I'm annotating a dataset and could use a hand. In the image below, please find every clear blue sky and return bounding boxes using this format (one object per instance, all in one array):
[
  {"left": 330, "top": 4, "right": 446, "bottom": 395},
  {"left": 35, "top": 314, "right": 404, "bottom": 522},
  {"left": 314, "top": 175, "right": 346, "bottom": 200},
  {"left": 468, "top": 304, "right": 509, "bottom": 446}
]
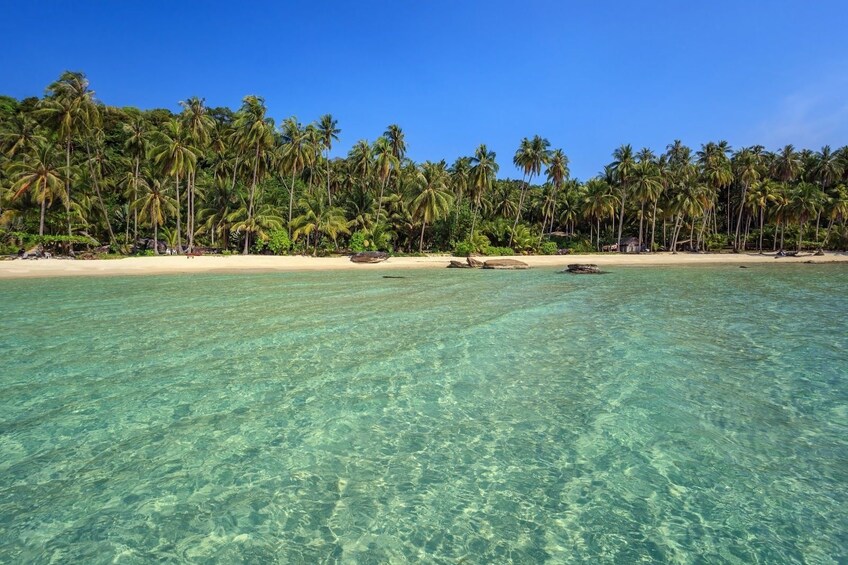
[{"left": 2, "top": 1, "right": 846, "bottom": 180}]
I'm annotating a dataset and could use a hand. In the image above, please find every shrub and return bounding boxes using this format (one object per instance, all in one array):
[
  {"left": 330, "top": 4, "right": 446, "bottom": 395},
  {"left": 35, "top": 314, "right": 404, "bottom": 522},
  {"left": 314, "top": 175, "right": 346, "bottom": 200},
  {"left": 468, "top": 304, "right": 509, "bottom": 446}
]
[
  {"left": 267, "top": 229, "right": 292, "bottom": 255},
  {"left": 485, "top": 246, "right": 514, "bottom": 256},
  {"left": 453, "top": 241, "right": 474, "bottom": 256},
  {"left": 538, "top": 241, "right": 557, "bottom": 255},
  {"left": 349, "top": 230, "right": 370, "bottom": 252}
]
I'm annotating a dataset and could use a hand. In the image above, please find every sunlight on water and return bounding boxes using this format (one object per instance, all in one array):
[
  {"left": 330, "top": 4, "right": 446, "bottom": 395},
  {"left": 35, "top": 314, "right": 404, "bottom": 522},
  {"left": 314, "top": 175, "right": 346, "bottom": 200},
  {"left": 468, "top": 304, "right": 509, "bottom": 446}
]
[{"left": 1, "top": 265, "right": 846, "bottom": 563}]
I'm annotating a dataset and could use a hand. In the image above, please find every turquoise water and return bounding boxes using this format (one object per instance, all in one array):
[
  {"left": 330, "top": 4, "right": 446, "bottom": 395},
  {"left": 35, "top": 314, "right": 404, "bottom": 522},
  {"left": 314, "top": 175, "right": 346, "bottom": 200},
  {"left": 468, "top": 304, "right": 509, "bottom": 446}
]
[{"left": 1, "top": 265, "right": 846, "bottom": 563}]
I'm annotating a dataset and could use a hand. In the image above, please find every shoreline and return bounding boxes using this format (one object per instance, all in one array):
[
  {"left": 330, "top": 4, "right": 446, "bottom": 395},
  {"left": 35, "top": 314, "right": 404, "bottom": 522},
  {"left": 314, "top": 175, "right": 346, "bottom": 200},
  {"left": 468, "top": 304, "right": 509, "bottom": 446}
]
[{"left": 1, "top": 251, "right": 846, "bottom": 279}]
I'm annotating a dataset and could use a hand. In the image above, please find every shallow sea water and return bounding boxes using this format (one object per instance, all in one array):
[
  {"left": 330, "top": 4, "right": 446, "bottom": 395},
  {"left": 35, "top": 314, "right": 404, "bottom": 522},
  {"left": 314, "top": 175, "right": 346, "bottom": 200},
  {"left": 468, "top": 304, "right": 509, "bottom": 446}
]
[{"left": 0, "top": 264, "right": 846, "bottom": 563}]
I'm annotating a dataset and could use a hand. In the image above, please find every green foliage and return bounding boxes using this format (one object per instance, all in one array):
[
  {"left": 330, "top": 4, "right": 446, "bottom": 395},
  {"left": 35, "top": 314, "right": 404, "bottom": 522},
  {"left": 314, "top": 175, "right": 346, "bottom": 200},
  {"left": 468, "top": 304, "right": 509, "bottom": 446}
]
[
  {"left": 705, "top": 233, "right": 729, "bottom": 251},
  {"left": 485, "top": 246, "right": 515, "bottom": 256},
  {"left": 349, "top": 230, "right": 370, "bottom": 252},
  {"left": 453, "top": 241, "right": 474, "bottom": 257},
  {"left": 538, "top": 241, "right": 557, "bottom": 255},
  {"left": 267, "top": 229, "right": 292, "bottom": 255}
]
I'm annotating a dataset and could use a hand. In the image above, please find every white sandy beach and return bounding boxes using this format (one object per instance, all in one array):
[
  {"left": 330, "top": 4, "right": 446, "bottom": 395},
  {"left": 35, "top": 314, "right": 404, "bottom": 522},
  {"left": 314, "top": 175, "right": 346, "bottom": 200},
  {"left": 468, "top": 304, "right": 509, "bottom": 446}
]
[{"left": 0, "top": 252, "right": 846, "bottom": 279}]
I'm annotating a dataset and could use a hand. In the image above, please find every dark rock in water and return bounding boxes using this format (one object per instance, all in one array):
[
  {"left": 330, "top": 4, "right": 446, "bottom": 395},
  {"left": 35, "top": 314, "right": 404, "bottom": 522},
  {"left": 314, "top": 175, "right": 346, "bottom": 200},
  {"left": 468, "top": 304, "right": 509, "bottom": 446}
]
[
  {"left": 448, "top": 260, "right": 472, "bottom": 268},
  {"left": 814, "top": 249, "right": 825, "bottom": 256},
  {"left": 350, "top": 251, "right": 388, "bottom": 263},
  {"left": 563, "top": 264, "right": 601, "bottom": 274},
  {"left": 483, "top": 259, "right": 529, "bottom": 270},
  {"left": 466, "top": 256, "right": 484, "bottom": 268},
  {"left": 382, "top": 275, "right": 407, "bottom": 279},
  {"left": 739, "top": 265, "right": 748, "bottom": 269}
]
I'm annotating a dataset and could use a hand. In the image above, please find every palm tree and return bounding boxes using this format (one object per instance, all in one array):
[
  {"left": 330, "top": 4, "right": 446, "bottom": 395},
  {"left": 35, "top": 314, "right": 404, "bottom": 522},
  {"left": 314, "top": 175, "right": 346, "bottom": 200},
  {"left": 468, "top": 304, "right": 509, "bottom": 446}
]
[
  {"left": 122, "top": 114, "right": 152, "bottom": 241},
  {"left": 233, "top": 96, "right": 274, "bottom": 253},
  {"left": 230, "top": 201, "right": 283, "bottom": 252},
  {"left": 772, "top": 144, "right": 802, "bottom": 183},
  {"left": 384, "top": 124, "right": 406, "bottom": 161},
  {"left": 697, "top": 141, "right": 732, "bottom": 240},
  {"left": 37, "top": 71, "right": 98, "bottom": 240},
  {"left": 542, "top": 149, "right": 569, "bottom": 239},
  {"left": 180, "top": 97, "right": 215, "bottom": 251},
  {"left": 631, "top": 157, "right": 662, "bottom": 249},
  {"left": 134, "top": 178, "right": 176, "bottom": 254},
  {"left": 510, "top": 135, "right": 550, "bottom": 246},
  {"left": 732, "top": 147, "right": 762, "bottom": 250},
  {"left": 292, "top": 194, "right": 351, "bottom": 255},
  {"left": 411, "top": 161, "right": 453, "bottom": 252},
  {"left": 747, "top": 180, "right": 778, "bottom": 253},
  {"left": 281, "top": 117, "right": 308, "bottom": 239},
  {"left": 373, "top": 136, "right": 399, "bottom": 222},
  {"left": 0, "top": 112, "right": 45, "bottom": 158},
  {"left": 317, "top": 114, "right": 340, "bottom": 204},
  {"left": 469, "top": 144, "right": 498, "bottom": 238},
  {"left": 791, "top": 182, "right": 824, "bottom": 251},
  {"left": 582, "top": 178, "right": 618, "bottom": 250},
  {"left": 8, "top": 142, "right": 66, "bottom": 235},
  {"left": 610, "top": 144, "right": 636, "bottom": 248},
  {"left": 151, "top": 119, "right": 197, "bottom": 252}
]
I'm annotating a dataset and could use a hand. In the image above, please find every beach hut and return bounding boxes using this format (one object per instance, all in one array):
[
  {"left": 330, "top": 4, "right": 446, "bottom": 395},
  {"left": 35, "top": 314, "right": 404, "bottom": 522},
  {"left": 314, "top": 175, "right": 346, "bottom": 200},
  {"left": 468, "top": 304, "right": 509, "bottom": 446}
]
[{"left": 619, "top": 237, "right": 641, "bottom": 253}]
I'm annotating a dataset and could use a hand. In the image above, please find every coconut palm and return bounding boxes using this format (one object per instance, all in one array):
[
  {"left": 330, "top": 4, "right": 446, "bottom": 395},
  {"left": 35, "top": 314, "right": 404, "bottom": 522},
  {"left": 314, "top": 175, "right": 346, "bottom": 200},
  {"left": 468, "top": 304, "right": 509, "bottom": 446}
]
[
  {"left": 8, "top": 142, "right": 66, "bottom": 235},
  {"left": 292, "top": 194, "right": 351, "bottom": 255},
  {"left": 37, "top": 71, "right": 99, "bottom": 239},
  {"left": 180, "top": 97, "right": 215, "bottom": 251},
  {"left": 280, "top": 117, "right": 309, "bottom": 238},
  {"left": 510, "top": 135, "right": 550, "bottom": 246},
  {"left": 384, "top": 124, "right": 406, "bottom": 161},
  {"left": 469, "top": 144, "right": 498, "bottom": 238},
  {"left": 732, "top": 147, "right": 762, "bottom": 250},
  {"left": 0, "top": 112, "right": 45, "bottom": 157},
  {"left": 134, "top": 178, "right": 176, "bottom": 254},
  {"left": 317, "top": 114, "right": 340, "bottom": 204},
  {"left": 122, "top": 114, "right": 152, "bottom": 240},
  {"left": 631, "top": 157, "right": 662, "bottom": 249},
  {"left": 746, "top": 180, "right": 779, "bottom": 252},
  {"left": 542, "top": 149, "right": 569, "bottom": 239},
  {"left": 582, "top": 178, "right": 618, "bottom": 250},
  {"left": 411, "top": 161, "right": 453, "bottom": 252},
  {"left": 373, "top": 136, "right": 399, "bottom": 222},
  {"left": 610, "top": 144, "right": 636, "bottom": 248},
  {"left": 151, "top": 119, "right": 197, "bottom": 252},
  {"left": 233, "top": 96, "right": 274, "bottom": 253}
]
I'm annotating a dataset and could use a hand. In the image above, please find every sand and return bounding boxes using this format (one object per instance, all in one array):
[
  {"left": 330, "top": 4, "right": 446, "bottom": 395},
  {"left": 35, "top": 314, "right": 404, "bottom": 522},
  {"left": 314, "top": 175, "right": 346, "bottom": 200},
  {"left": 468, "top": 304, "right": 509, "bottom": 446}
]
[{"left": 0, "top": 251, "right": 846, "bottom": 279}]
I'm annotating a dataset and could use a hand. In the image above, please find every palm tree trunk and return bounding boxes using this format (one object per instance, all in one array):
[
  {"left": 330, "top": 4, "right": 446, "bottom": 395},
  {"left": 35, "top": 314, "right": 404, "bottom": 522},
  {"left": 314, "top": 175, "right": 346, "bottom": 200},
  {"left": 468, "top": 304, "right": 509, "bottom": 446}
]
[
  {"left": 419, "top": 220, "right": 426, "bottom": 252},
  {"left": 815, "top": 211, "right": 821, "bottom": 242},
  {"left": 133, "top": 156, "right": 140, "bottom": 240},
  {"left": 509, "top": 174, "right": 529, "bottom": 247},
  {"left": 377, "top": 176, "right": 388, "bottom": 224},
  {"left": 288, "top": 167, "right": 297, "bottom": 238},
  {"left": 326, "top": 150, "right": 332, "bottom": 205},
  {"left": 798, "top": 220, "right": 804, "bottom": 251},
  {"left": 39, "top": 184, "right": 46, "bottom": 237},
  {"left": 616, "top": 188, "right": 626, "bottom": 249},
  {"left": 86, "top": 144, "right": 117, "bottom": 247},
  {"left": 66, "top": 139, "right": 72, "bottom": 241},
  {"left": 650, "top": 199, "right": 658, "bottom": 252},
  {"left": 187, "top": 170, "right": 194, "bottom": 252},
  {"left": 758, "top": 207, "right": 765, "bottom": 253},
  {"left": 175, "top": 173, "right": 182, "bottom": 253},
  {"left": 734, "top": 183, "right": 748, "bottom": 250},
  {"left": 153, "top": 221, "right": 159, "bottom": 255}
]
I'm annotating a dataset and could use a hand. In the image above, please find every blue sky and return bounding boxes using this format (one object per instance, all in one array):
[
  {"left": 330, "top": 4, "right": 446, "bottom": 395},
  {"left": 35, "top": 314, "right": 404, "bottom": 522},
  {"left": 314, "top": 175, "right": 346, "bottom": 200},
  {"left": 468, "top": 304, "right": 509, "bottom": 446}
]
[{"left": 2, "top": 1, "right": 846, "bottom": 180}]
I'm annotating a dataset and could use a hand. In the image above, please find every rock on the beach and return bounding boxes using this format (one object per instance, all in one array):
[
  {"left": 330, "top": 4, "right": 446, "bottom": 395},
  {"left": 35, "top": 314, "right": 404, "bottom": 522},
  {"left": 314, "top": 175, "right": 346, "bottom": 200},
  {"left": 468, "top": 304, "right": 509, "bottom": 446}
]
[
  {"left": 350, "top": 251, "right": 388, "bottom": 263},
  {"left": 466, "top": 257, "right": 484, "bottom": 268},
  {"left": 562, "top": 264, "right": 601, "bottom": 274},
  {"left": 447, "top": 260, "right": 472, "bottom": 268},
  {"left": 482, "top": 259, "right": 529, "bottom": 270}
]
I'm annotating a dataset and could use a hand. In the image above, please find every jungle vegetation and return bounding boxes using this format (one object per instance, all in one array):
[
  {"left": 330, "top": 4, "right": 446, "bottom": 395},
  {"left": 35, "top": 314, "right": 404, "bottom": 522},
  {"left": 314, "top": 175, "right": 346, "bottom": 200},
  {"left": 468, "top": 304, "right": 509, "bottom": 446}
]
[{"left": 2, "top": 72, "right": 847, "bottom": 256}]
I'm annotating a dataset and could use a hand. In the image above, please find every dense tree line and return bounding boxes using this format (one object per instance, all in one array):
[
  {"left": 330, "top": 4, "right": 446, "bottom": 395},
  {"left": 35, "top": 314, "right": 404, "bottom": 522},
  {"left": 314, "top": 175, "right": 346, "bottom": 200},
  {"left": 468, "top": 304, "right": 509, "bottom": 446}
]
[{"left": 2, "top": 72, "right": 847, "bottom": 256}]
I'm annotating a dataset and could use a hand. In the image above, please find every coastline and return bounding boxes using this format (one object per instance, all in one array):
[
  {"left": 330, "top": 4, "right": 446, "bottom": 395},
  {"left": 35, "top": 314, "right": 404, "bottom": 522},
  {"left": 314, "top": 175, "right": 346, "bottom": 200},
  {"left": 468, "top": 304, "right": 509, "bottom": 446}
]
[{"left": 1, "top": 251, "right": 846, "bottom": 279}]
